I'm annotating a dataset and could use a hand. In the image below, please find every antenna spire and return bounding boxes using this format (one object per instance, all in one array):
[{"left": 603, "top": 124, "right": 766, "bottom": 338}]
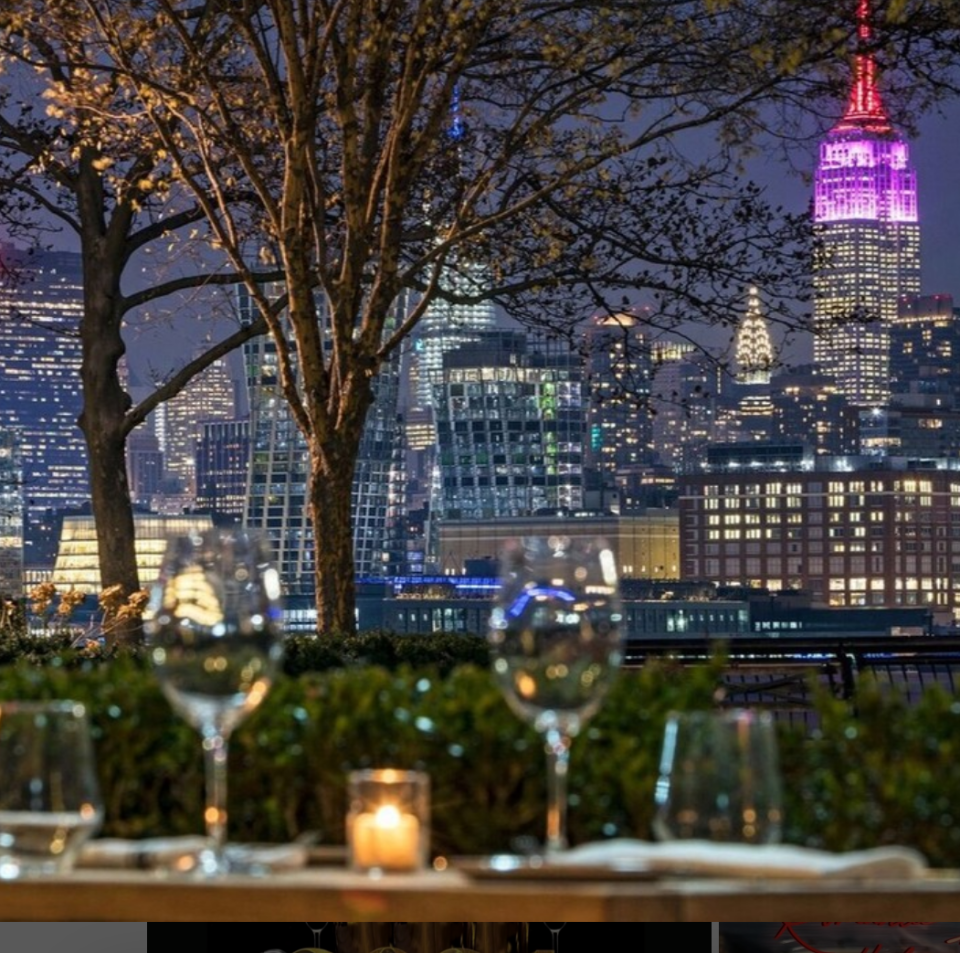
[{"left": 835, "top": 0, "right": 891, "bottom": 132}]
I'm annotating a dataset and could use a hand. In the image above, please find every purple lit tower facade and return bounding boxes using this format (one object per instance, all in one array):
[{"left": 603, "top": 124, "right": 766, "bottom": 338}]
[{"left": 813, "top": 0, "right": 920, "bottom": 407}]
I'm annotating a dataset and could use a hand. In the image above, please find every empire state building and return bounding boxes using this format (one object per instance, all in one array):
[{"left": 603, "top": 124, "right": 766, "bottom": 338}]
[{"left": 812, "top": 0, "right": 920, "bottom": 406}]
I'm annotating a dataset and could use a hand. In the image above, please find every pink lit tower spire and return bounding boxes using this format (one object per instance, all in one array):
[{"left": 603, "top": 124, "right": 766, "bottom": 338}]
[{"left": 812, "top": 0, "right": 920, "bottom": 407}]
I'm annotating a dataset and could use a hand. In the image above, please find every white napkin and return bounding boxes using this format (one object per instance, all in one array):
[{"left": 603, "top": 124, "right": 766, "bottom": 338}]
[{"left": 555, "top": 838, "right": 927, "bottom": 880}]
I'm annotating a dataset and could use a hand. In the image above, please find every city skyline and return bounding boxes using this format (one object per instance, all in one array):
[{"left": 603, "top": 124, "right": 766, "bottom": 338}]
[
  {"left": 2, "top": 2, "right": 960, "bottom": 608},
  {"left": 89, "top": 88, "right": 960, "bottom": 379},
  {"left": 4, "top": 15, "right": 958, "bottom": 380}
]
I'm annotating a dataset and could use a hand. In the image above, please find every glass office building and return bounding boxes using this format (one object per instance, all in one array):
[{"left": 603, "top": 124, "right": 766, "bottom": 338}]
[
  {"left": 0, "top": 246, "right": 89, "bottom": 564},
  {"left": 0, "top": 428, "right": 23, "bottom": 596},
  {"left": 433, "top": 330, "right": 584, "bottom": 521},
  {"left": 240, "top": 285, "right": 404, "bottom": 591}
]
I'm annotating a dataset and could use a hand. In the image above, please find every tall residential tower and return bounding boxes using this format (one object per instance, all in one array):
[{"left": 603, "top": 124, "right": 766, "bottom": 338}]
[
  {"left": 0, "top": 246, "right": 88, "bottom": 565},
  {"left": 583, "top": 313, "right": 654, "bottom": 479},
  {"left": 241, "top": 285, "right": 404, "bottom": 591},
  {"left": 812, "top": 0, "right": 920, "bottom": 406}
]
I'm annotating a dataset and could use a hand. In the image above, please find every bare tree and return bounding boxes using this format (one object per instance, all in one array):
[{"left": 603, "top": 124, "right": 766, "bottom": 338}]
[
  {"left": 0, "top": 2, "right": 281, "bottom": 643},
  {"left": 74, "top": 0, "right": 960, "bottom": 633}
]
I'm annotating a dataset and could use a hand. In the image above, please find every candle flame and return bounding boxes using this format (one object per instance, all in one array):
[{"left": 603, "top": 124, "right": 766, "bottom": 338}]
[{"left": 374, "top": 804, "right": 402, "bottom": 828}]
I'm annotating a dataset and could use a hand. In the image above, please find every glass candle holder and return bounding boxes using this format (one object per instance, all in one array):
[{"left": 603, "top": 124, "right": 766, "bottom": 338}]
[{"left": 347, "top": 769, "right": 430, "bottom": 873}]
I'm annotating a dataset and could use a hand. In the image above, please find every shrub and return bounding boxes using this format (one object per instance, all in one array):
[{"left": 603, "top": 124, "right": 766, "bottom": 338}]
[
  {"left": 0, "top": 631, "right": 957, "bottom": 865},
  {"left": 0, "top": 627, "right": 489, "bottom": 675},
  {"left": 0, "top": 655, "right": 718, "bottom": 854},
  {"left": 778, "top": 676, "right": 960, "bottom": 864},
  {"left": 280, "top": 629, "right": 491, "bottom": 676}
]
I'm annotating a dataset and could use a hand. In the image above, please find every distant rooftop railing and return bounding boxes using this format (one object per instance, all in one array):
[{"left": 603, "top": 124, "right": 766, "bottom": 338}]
[{"left": 625, "top": 633, "right": 960, "bottom": 727}]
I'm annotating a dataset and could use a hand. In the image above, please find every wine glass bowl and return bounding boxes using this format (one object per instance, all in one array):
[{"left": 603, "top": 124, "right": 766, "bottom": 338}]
[
  {"left": 146, "top": 528, "right": 283, "bottom": 875},
  {"left": 489, "top": 536, "right": 622, "bottom": 853}
]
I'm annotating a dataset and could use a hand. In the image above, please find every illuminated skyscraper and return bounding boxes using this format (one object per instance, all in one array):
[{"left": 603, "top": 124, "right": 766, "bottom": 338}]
[
  {"left": 735, "top": 287, "right": 773, "bottom": 385},
  {"left": 412, "top": 261, "right": 498, "bottom": 409},
  {"left": 812, "top": 0, "right": 920, "bottom": 406},
  {"left": 412, "top": 92, "right": 497, "bottom": 411},
  {"left": 434, "top": 331, "right": 584, "bottom": 520},
  {"left": 583, "top": 313, "right": 653, "bottom": 478},
  {"left": 771, "top": 367, "right": 859, "bottom": 456},
  {"left": 195, "top": 419, "right": 250, "bottom": 521},
  {"left": 650, "top": 344, "right": 722, "bottom": 472},
  {"left": 0, "top": 428, "right": 23, "bottom": 596},
  {"left": 240, "top": 285, "right": 404, "bottom": 590},
  {"left": 0, "top": 246, "right": 88, "bottom": 563},
  {"left": 890, "top": 293, "right": 960, "bottom": 401},
  {"left": 732, "top": 287, "right": 775, "bottom": 442},
  {"left": 126, "top": 428, "right": 164, "bottom": 508},
  {"left": 404, "top": 259, "right": 496, "bottom": 566},
  {"left": 155, "top": 352, "right": 236, "bottom": 500}
]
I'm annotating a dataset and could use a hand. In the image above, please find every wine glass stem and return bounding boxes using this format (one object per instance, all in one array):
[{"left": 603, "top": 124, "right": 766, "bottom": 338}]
[
  {"left": 552, "top": 932, "right": 560, "bottom": 953},
  {"left": 312, "top": 930, "right": 324, "bottom": 948},
  {"left": 544, "top": 728, "right": 572, "bottom": 853},
  {"left": 201, "top": 725, "right": 230, "bottom": 869}
]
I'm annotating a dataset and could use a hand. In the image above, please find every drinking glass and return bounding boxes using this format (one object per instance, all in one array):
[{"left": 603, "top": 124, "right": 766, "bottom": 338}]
[
  {"left": 0, "top": 700, "right": 103, "bottom": 878},
  {"left": 653, "top": 708, "right": 783, "bottom": 843},
  {"left": 145, "top": 527, "right": 283, "bottom": 875},
  {"left": 488, "top": 536, "right": 623, "bottom": 853},
  {"left": 543, "top": 924, "right": 566, "bottom": 953},
  {"left": 304, "top": 923, "right": 330, "bottom": 950}
]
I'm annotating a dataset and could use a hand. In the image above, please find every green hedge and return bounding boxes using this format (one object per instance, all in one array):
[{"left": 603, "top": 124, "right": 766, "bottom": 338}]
[
  {"left": 778, "top": 678, "right": 960, "bottom": 861},
  {"left": 280, "top": 629, "right": 492, "bottom": 676},
  {"left": 1, "top": 647, "right": 959, "bottom": 864},
  {"left": 0, "top": 653, "right": 719, "bottom": 853},
  {"left": 0, "top": 630, "right": 491, "bottom": 675}
]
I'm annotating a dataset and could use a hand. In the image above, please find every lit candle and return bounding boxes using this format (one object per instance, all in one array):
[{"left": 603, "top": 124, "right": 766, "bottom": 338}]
[{"left": 350, "top": 803, "right": 421, "bottom": 871}]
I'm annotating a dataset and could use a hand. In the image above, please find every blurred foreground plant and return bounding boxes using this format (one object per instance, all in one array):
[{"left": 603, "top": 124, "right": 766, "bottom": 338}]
[
  {"left": 0, "top": 635, "right": 956, "bottom": 864},
  {"left": 4, "top": 583, "right": 150, "bottom": 652},
  {"left": 779, "top": 676, "right": 960, "bottom": 863}
]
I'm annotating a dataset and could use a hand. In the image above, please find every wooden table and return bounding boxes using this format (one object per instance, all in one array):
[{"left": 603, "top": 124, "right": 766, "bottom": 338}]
[{"left": 1, "top": 867, "right": 959, "bottom": 920}]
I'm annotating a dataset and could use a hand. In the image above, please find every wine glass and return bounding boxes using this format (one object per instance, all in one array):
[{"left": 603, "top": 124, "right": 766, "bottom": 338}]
[
  {"left": 488, "top": 536, "right": 623, "bottom": 853},
  {"left": 304, "top": 923, "right": 330, "bottom": 950},
  {"left": 543, "top": 924, "right": 566, "bottom": 953},
  {"left": 653, "top": 709, "right": 783, "bottom": 843},
  {"left": 145, "top": 527, "right": 283, "bottom": 875}
]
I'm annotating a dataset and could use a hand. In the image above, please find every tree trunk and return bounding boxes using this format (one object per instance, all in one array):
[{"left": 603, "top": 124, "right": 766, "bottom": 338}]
[
  {"left": 309, "top": 437, "right": 362, "bottom": 634},
  {"left": 76, "top": 238, "right": 141, "bottom": 647},
  {"left": 81, "top": 411, "right": 141, "bottom": 646}
]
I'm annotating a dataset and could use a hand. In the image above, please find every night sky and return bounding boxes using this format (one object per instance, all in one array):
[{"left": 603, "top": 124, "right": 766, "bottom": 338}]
[{"left": 900, "top": 101, "right": 960, "bottom": 299}]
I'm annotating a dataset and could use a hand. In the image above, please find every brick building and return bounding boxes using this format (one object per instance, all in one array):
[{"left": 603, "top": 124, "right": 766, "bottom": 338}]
[{"left": 680, "top": 458, "right": 960, "bottom": 619}]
